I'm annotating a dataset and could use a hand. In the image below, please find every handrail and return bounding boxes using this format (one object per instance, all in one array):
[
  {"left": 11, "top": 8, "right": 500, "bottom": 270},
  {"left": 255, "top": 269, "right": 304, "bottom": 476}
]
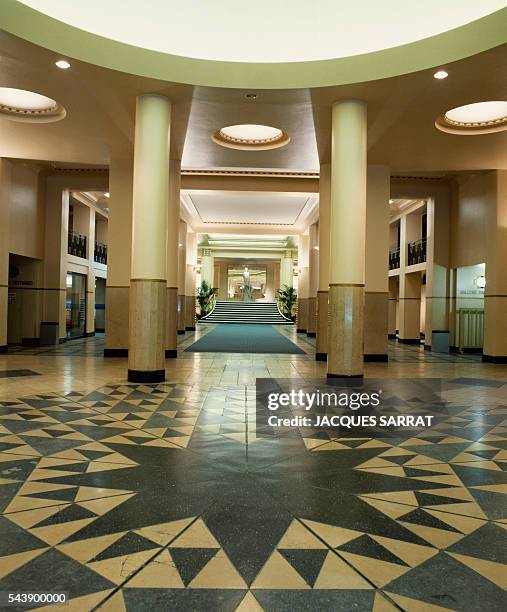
[
  {"left": 389, "top": 247, "right": 400, "bottom": 270},
  {"left": 199, "top": 293, "right": 217, "bottom": 320},
  {"left": 276, "top": 299, "right": 293, "bottom": 322},
  {"left": 407, "top": 237, "right": 427, "bottom": 266}
]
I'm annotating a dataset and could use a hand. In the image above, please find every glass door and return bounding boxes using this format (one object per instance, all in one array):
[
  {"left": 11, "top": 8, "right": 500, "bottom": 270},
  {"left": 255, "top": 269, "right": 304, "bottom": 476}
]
[{"left": 66, "top": 272, "right": 86, "bottom": 338}]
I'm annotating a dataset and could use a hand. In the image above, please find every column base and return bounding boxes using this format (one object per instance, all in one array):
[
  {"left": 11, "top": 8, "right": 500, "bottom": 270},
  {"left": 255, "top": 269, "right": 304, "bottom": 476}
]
[
  {"left": 398, "top": 338, "right": 420, "bottom": 344},
  {"left": 185, "top": 326, "right": 196, "bottom": 331},
  {"left": 388, "top": 333, "right": 397, "bottom": 339},
  {"left": 104, "top": 348, "right": 128, "bottom": 357},
  {"left": 297, "top": 328, "right": 307, "bottom": 334},
  {"left": 364, "top": 354, "right": 388, "bottom": 362},
  {"left": 0, "top": 345, "right": 7, "bottom": 353},
  {"left": 327, "top": 284, "right": 364, "bottom": 377},
  {"left": 128, "top": 369, "right": 165, "bottom": 383},
  {"left": 327, "top": 373, "right": 364, "bottom": 379},
  {"left": 315, "top": 352, "right": 327, "bottom": 361},
  {"left": 165, "top": 349, "right": 177, "bottom": 358},
  {"left": 22, "top": 338, "right": 40, "bottom": 346},
  {"left": 129, "top": 279, "right": 166, "bottom": 374},
  {"left": 316, "top": 290, "right": 328, "bottom": 357},
  {"left": 177, "top": 330, "right": 186, "bottom": 335},
  {"left": 424, "top": 344, "right": 432, "bottom": 351},
  {"left": 306, "top": 331, "right": 316, "bottom": 338},
  {"left": 482, "top": 354, "right": 507, "bottom": 363},
  {"left": 84, "top": 331, "right": 96, "bottom": 338}
]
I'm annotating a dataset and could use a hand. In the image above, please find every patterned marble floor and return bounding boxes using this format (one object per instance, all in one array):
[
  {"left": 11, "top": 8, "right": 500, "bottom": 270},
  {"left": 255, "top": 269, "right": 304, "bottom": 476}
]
[{"left": 0, "top": 333, "right": 506, "bottom": 611}]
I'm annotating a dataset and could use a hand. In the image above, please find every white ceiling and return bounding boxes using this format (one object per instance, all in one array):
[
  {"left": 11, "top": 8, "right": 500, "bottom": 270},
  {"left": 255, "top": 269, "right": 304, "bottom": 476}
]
[
  {"left": 19, "top": 0, "right": 505, "bottom": 63},
  {"left": 182, "top": 191, "right": 315, "bottom": 226}
]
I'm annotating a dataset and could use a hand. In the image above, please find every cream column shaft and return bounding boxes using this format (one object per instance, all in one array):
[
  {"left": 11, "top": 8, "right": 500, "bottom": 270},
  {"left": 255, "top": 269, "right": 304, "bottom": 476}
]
[
  {"left": 483, "top": 170, "right": 507, "bottom": 362},
  {"left": 128, "top": 94, "right": 170, "bottom": 382},
  {"left": 185, "top": 230, "right": 197, "bottom": 330},
  {"left": 280, "top": 253, "right": 293, "bottom": 289},
  {"left": 177, "top": 219, "right": 187, "bottom": 335},
  {"left": 297, "top": 234, "right": 310, "bottom": 333},
  {"left": 328, "top": 100, "right": 367, "bottom": 378},
  {"left": 201, "top": 250, "right": 214, "bottom": 287},
  {"left": 316, "top": 164, "right": 330, "bottom": 360},
  {"left": 104, "top": 157, "right": 133, "bottom": 356},
  {"left": 166, "top": 161, "right": 180, "bottom": 357},
  {"left": 307, "top": 223, "right": 319, "bottom": 337}
]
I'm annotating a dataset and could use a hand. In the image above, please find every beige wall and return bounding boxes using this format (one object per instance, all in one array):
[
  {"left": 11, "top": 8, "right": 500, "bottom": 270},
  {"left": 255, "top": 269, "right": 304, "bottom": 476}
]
[
  {"left": 451, "top": 173, "right": 493, "bottom": 269},
  {"left": 8, "top": 161, "right": 45, "bottom": 260}
]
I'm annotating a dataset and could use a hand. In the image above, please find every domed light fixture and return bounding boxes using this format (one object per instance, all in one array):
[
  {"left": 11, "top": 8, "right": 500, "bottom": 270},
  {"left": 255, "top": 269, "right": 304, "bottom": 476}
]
[
  {"left": 212, "top": 124, "right": 290, "bottom": 150},
  {"left": 436, "top": 101, "right": 507, "bottom": 135},
  {"left": 0, "top": 87, "right": 66, "bottom": 123},
  {"left": 433, "top": 70, "right": 448, "bottom": 79}
]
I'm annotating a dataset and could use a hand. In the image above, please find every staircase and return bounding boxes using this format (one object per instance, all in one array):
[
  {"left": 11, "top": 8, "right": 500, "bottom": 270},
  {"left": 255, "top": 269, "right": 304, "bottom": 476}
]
[{"left": 200, "top": 301, "right": 293, "bottom": 325}]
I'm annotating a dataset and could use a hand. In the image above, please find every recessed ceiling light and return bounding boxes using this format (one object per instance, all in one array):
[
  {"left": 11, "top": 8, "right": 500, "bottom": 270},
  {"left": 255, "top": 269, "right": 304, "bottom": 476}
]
[
  {"left": 0, "top": 87, "right": 65, "bottom": 122},
  {"left": 245, "top": 93, "right": 257, "bottom": 100},
  {"left": 433, "top": 70, "right": 448, "bottom": 79},
  {"left": 436, "top": 100, "right": 507, "bottom": 135},
  {"left": 212, "top": 124, "right": 290, "bottom": 150},
  {"left": 104, "top": 192, "right": 110, "bottom": 198},
  {"left": 55, "top": 59, "right": 71, "bottom": 70}
]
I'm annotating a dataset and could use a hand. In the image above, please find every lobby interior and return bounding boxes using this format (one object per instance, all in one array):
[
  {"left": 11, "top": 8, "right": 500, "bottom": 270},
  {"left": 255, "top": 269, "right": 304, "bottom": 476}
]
[{"left": 0, "top": 2, "right": 506, "bottom": 611}]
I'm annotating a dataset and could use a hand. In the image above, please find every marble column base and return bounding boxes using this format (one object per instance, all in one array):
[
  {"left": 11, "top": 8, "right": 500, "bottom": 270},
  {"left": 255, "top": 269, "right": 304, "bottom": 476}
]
[
  {"left": 364, "top": 292, "right": 388, "bottom": 362},
  {"left": 316, "top": 291, "right": 328, "bottom": 360},
  {"left": 165, "top": 287, "right": 178, "bottom": 358},
  {"left": 177, "top": 294, "right": 186, "bottom": 334},
  {"left": 327, "top": 284, "right": 364, "bottom": 378},
  {"left": 307, "top": 296, "right": 316, "bottom": 336},
  {"left": 104, "top": 286, "right": 129, "bottom": 356},
  {"left": 483, "top": 295, "right": 507, "bottom": 361},
  {"left": 128, "top": 279, "right": 166, "bottom": 382},
  {"left": 297, "top": 298, "right": 308, "bottom": 333},
  {"left": 185, "top": 295, "right": 196, "bottom": 330}
]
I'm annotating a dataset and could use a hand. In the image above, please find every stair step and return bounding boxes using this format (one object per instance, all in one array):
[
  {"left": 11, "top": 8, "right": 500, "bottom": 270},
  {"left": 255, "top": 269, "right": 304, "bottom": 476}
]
[{"left": 199, "top": 300, "right": 292, "bottom": 325}]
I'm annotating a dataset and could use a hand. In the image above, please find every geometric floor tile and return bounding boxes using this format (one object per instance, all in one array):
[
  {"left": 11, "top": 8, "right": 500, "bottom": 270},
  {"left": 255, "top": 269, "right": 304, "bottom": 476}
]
[{"left": 0, "top": 370, "right": 506, "bottom": 610}]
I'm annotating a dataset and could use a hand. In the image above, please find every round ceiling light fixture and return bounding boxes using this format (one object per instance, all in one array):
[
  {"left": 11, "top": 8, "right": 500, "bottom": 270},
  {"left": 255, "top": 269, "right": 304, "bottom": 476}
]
[
  {"left": 55, "top": 59, "right": 71, "bottom": 70},
  {"left": 0, "top": 87, "right": 66, "bottom": 123},
  {"left": 433, "top": 70, "right": 448, "bottom": 79},
  {"left": 435, "top": 100, "right": 507, "bottom": 135},
  {"left": 212, "top": 124, "right": 290, "bottom": 150}
]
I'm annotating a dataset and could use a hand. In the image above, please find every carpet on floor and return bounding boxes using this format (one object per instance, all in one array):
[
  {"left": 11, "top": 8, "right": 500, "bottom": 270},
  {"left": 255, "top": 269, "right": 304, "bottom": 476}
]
[{"left": 185, "top": 324, "right": 305, "bottom": 354}]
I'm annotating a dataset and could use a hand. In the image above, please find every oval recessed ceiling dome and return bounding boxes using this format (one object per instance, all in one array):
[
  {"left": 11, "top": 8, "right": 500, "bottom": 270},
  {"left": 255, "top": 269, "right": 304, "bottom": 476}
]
[
  {"left": 0, "top": 87, "right": 66, "bottom": 122},
  {"left": 436, "top": 100, "right": 507, "bottom": 135},
  {"left": 212, "top": 124, "right": 290, "bottom": 150},
  {"left": 17, "top": 0, "right": 506, "bottom": 64}
]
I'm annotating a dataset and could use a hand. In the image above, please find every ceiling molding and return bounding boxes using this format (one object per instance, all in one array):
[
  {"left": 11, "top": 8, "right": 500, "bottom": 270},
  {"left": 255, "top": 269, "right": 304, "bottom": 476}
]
[{"left": 181, "top": 169, "right": 319, "bottom": 178}]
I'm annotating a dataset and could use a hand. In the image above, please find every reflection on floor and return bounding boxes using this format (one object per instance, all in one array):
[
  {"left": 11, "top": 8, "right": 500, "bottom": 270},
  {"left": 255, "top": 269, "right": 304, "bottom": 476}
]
[{"left": 0, "top": 333, "right": 506, "bottom": 611}]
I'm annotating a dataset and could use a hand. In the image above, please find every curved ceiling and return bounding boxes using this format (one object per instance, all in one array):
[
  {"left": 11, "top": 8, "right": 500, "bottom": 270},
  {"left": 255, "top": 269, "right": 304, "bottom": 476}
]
[
  {"left": 16, "top": 0, "right": 506, "bottom": 63},
  {"left": 2, "top": 0, "right": 506, "bottom": 88}
]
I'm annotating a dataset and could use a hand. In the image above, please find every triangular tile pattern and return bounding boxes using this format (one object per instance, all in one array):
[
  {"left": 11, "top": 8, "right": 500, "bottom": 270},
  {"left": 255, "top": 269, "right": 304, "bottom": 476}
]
[{"left": 0, "top": 378, "right": 506, "bottom": 609}]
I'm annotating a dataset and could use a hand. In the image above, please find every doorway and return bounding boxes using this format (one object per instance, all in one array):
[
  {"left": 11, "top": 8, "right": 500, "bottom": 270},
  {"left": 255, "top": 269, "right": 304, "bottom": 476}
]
[
  {"left": 95, "top": 277, "right": 106, "bottom": 333},
  {"left": 227, "top": 266, "right": 267, "bottom": 300},
  {"left": 66, "top": 272, "right": 86, "bottom": 338}
]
